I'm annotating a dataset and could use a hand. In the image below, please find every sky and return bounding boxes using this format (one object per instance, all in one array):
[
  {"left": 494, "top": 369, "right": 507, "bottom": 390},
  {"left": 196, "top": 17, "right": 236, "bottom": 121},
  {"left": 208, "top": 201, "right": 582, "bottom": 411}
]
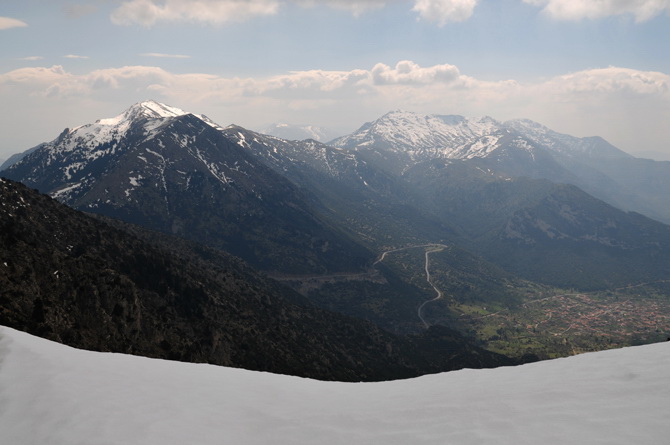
[{"left": 1, "top": 0, "right": 669, "bottom": 160}]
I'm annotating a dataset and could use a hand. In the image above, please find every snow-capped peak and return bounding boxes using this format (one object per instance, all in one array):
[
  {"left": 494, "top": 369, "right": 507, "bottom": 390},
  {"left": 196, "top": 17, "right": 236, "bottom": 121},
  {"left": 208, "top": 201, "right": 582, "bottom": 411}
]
[
  {"left": 7, "top": 100, "right": 218, "bottom": 188},
  {"left": 330, "top": 110, "right": 504, "bottom": 164},
  {"left": 96, "top": 100, "right": 189, "bottom": 127}
]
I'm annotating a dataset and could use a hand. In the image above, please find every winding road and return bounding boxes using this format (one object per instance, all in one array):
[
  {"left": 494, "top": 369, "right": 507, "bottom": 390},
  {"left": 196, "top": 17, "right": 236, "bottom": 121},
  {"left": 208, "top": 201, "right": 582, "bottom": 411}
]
[{"left": 374, "top": 244, "right": 448, "bottom": 328}]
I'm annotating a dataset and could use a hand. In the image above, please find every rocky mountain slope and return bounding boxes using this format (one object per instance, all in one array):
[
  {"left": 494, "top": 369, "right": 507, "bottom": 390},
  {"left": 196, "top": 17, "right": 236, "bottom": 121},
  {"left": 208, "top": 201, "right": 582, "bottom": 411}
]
[
  {"left": 4, "top": 101, "right": 670, "bottom": 351},
  {"left": 1, "top": 101, "right": 370, "bottom": 274},
  {"left": 0, "top": 177, "right": 514, "bottom": 381}
]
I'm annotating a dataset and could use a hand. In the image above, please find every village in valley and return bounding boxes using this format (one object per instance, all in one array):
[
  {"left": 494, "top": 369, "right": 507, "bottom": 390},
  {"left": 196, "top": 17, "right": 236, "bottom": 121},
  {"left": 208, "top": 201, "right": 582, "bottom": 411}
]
[{"left": 455, "top": 283, "right": 670, "bottom": 359}]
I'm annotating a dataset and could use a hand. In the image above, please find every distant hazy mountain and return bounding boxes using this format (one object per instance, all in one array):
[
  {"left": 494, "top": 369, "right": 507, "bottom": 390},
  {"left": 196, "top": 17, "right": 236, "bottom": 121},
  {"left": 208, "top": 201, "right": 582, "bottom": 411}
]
[
  {"left": 260, "top": 123, "right": 333, "bottom": 142},
  {"left": 331, "top": 110, "right": 670, "bottom": 224},
  {"left": 1, "top": 101, "right": 370, "bottom": 274},
  {"left": 330, "top": 110, "right": 631, "bottom": 162},
  {"left": 228, "top": 115, "right": 670, "bottom": 295},
  {"left": 223, "top": 124, "right": 462, "bottom": 258},
  {"left": 0, "top": 144, "right": 43, "bottom": 171}
]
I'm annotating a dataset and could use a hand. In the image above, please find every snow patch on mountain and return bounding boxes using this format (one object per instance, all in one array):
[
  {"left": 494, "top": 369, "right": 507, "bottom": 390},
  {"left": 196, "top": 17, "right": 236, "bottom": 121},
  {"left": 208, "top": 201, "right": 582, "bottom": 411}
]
[
  {"left": 505, "top": 119, "right": 631, "bottom": 159},
  {"left": 331, "top": 110, "right": 629, "bottom": 165},
  {"left": 330, "top": 111, "right": 507, "bottom": 163}
]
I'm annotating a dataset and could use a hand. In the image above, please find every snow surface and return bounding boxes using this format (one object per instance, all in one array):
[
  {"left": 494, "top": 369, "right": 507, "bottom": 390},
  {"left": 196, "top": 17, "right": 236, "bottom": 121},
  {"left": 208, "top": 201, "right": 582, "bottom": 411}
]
[{"left": 1, "top": 326, "right": 668, "bottom": 445}]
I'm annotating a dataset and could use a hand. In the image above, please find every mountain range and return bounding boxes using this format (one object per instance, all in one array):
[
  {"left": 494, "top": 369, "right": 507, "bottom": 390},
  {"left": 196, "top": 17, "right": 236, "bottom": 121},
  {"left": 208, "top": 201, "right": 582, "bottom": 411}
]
[
  {"left": 3, "top": 100, "right": 670, "bottom": 372},
  {"left": 2, "top": 101, "right": 370, "bottom": 275},
  {"left": 331, "top": 110, "right": 670, "bottom": 224}
]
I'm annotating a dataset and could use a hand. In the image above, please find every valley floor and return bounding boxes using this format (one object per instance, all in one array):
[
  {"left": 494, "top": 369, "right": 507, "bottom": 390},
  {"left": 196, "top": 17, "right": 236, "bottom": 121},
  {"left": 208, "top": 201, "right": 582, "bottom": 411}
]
[{"left": 1, "top": 326, "right": 668, "bottom": 445}]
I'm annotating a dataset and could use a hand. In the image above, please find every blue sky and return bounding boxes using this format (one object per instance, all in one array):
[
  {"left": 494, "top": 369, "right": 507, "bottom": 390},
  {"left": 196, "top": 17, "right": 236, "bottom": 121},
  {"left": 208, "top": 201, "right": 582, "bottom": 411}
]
[{"left": 1, "top": 0, "right": 670, "bottom": 160}]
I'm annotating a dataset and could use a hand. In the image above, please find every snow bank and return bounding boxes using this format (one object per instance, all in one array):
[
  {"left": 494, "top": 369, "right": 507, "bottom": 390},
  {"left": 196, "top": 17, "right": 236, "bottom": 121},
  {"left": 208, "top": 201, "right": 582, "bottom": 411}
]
[{"left": 0, "top": 326, "right": 668, "bottom": 444}]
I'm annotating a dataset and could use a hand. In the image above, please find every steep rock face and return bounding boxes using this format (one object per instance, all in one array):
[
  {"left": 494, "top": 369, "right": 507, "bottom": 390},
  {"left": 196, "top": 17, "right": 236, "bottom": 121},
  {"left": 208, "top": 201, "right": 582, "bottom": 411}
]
[
  {"left": 2, "top": 102, "right": 371, "bottom": 274},
  {"left": 0, "top": 178, "right": 515, "bottom": 380}
]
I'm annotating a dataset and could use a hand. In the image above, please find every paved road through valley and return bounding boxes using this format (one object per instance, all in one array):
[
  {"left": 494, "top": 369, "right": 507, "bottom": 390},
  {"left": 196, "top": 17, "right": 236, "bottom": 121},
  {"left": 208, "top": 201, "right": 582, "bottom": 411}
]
[{"left": 374, "top": 244, "right": 448, "bottom": 328}]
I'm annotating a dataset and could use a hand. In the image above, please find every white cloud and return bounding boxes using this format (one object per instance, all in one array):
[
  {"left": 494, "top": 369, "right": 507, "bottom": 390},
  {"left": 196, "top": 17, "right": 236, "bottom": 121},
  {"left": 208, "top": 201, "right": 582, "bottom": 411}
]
[
  {"left": 371, "top": 60, "right": 462, "bottom": 85},
  {"left": 523, "top": 0, "right": 670, "bottom": 22},
  {"left": 140, "top": 52, "right": 191, "bottom": 59},
  {"left": 294, "top": 0, "right": 389, "bottom": 16},
  {"left": 542, "top": 66, "right": 670, "bottom": 96},
  {"left": 111, "top": 0, "right": 281, "bottom": 26},
  {"left": 2, "top": 62, "right": 667, "bottom": 109},
  {"left": 0, "top": 16, "right": 28, "bottom": 30},
  {"left": 412, "top": 0, "right": 478, "bottom": 25},
  {"left": 1, "top": 65, "right": 71, "bottom": 87},
  {"left": 64, "top": 55, "right": 90, "bottom": 59},
  {"left": 19, "top": 56, "right": 44, "bottom": 61},
  {"left": 1, "top": 62, "right": 668, "bottom": 156},
  {"left": 109, "top": 0, "right": 483, "bottom": 26}
]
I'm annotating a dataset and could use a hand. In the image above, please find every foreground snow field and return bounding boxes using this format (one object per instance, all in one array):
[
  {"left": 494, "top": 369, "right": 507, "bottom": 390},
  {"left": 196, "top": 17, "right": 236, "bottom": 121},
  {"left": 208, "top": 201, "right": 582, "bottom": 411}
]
[{"left": 0, "top": 326, "right": 668, "bottom": 445}]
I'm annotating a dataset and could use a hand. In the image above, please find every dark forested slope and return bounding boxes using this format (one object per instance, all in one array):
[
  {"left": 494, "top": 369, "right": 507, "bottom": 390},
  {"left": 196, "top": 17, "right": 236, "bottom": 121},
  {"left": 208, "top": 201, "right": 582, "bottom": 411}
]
[{"left": 0, "top": 178, "right": 514, "bottom": 381}]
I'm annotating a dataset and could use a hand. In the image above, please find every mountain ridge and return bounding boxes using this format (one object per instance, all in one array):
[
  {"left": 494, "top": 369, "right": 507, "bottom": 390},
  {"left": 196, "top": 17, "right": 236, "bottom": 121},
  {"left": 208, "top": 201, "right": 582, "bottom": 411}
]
[
  {"left": 0, "top": 177, "right": 515, "bottom": 381},
  {"left": 2, "top": 103, "right": 372, "bottom": 275},
  {"left": 4, "top": 101, "right": 670, "bottom": 358}
]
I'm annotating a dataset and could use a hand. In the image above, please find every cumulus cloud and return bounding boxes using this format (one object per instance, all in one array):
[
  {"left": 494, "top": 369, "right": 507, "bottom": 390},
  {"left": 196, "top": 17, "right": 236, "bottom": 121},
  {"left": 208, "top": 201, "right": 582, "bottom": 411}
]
[
  {"left": 109, "top": 0, "right": 483, "bottom": 26},
  {"left": 111, "top": 0, "right": 281, "bottom": 26},
  {"left": 371, "top": 60, "right": 462, "bottom": 85},
  {"left": 0, "top": 16, "right": 28, "bottom": 30},
  {"left": 4, "top": 61, "right": 667, "bottom": 109},
  {"left": 2, "top": 65, "right": 71, "bottom": 86},
  {"left": 412, "top": 0, "right": 478, "bottom": 25},
  {"left": 3, "top": 61, "right": 668, "bottom": 106},
  {"left": 523, "top": 0, "right": 670, "bottom": 22},
  {"left": 2, "top": 61, "right": 668, "bottom": 155},
  {"left": 543, "top": 66, "right": 670, "bottom": 96}
]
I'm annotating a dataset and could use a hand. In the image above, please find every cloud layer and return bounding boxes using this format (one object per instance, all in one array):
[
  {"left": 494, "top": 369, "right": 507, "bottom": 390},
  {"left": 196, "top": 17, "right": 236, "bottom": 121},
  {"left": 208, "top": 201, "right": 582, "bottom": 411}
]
[
  {"left": 412, "top": 0, "right": 478, "bottom": 25},
  {"left": 110, "top": 0, "right": 479, "bottom": 27},
  {"left": 111, "top": 0, "right": 281, "bottom": 26},
  {"left": 2, "top": 61, "right": 668, "bottom": 156},
  {"left": 108, "top": 0, "right": 670, "bottom": 27},
  {"left": 523, "top": 0, "right": 670, "bottom": 22}
]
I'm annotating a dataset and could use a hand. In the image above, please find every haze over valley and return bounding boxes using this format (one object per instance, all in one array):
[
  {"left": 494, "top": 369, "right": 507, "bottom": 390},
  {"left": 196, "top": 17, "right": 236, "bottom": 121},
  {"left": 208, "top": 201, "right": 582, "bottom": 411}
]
[{"left": 2, "top": 1, "right": 670, "bottom": 443}]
